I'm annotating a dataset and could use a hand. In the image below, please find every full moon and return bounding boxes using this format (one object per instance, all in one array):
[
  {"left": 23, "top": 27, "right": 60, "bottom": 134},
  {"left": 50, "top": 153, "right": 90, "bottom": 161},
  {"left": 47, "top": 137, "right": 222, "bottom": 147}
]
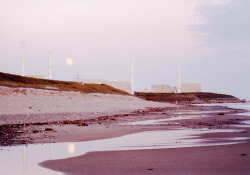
[{"left": 66, "top": 58, "right": 73, "bottom": 65}]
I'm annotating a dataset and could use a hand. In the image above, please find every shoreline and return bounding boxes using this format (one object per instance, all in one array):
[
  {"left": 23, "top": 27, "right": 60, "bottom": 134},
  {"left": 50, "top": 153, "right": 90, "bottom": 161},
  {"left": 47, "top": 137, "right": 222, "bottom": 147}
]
[
  {"left": 37, "top": 109, "right": 250, "bottom": 175},
  {"left": 1, "top": 105, "right": 248, "bottom": 147},
  {"left": 0, "top": 86, "right": 249, "bottom": 174},
  {"left": 1, "top": 110, "right": 250, "bottom": 175}
]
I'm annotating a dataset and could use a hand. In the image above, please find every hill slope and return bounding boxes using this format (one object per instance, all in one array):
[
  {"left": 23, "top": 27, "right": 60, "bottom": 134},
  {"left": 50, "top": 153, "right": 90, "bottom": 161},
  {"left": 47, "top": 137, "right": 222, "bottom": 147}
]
[
  {"left": 0, "top": 72, "right": 129, "bottom": 95},
  {"left": 135, "top": 92, "right": 241, "bottom": 103}
]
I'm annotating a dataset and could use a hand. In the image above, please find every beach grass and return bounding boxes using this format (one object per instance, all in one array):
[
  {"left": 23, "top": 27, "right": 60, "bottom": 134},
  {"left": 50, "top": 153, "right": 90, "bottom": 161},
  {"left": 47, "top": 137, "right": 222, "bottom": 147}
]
[{"left": 0, "top": 72, "right": 129, "bottom": 95}]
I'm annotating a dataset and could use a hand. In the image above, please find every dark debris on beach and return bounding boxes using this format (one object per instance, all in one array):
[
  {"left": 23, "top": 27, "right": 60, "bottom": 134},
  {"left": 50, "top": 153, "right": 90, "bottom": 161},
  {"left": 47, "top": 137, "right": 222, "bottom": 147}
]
[
  {"left": 0, "top": 106, "right": 248, "bottom": 147},
  {"left": 0, "top": 107, "right": 175, "bottom": 146}
]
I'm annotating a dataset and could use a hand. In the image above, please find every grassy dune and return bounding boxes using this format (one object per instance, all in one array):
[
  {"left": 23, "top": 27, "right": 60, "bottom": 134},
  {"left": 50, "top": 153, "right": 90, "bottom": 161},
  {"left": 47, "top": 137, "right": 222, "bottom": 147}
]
[
  {"left": 135, "top": 92, "right": 240, "bottom": 103},
  {"left": 0, "top": 72, "right": 129, "bottom": 95}
]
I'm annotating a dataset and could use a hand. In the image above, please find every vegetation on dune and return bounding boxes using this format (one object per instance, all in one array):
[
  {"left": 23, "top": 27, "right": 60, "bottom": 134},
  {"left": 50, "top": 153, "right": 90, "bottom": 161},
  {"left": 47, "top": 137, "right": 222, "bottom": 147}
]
[
  {"left": 0, "top": 72, "right": 129, "bottom": 95},
  {"left": 0, "top": 72, "right": 240, "bottom": 101},
  {"left": 135, "top": 92, "right": 240, "bottom": 103}
]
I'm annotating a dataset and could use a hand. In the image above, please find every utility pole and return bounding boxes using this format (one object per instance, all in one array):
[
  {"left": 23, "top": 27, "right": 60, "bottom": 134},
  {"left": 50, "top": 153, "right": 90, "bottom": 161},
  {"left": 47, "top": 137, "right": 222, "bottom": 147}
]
[
  {"left": 130, "top": 60, "right": 134, "bottom": 95},
  {"left": 75, "top": 71, "right": 81, "bottom": 82},
  {"left": 177, "top": 64, "right": 181, "bottom": 93},
  {"left": 21, "top": 40, "right": 25, "bottom": 76},
  {"left": 48, "top": 52, "right": 52, "bottom": 80}
]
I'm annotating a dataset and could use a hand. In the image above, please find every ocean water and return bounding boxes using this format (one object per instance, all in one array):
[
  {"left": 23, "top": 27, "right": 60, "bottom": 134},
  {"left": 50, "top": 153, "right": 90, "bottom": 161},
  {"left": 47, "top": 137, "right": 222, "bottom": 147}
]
[
  {"left": 125, "top": 103, "right": 250, "bottom": 126},
  {"left": 220, "top": 102, "right": 250, "bottom": 113},
  {"left": 196, "top": 102, "right": 250, "bottom": 116}
]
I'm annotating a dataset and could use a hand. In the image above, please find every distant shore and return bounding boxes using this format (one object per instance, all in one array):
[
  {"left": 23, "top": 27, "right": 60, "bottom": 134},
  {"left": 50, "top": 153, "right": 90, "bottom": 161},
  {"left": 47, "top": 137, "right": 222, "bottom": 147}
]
[{"left": 135, "top": 91, "right": 245, "bottom": 104}]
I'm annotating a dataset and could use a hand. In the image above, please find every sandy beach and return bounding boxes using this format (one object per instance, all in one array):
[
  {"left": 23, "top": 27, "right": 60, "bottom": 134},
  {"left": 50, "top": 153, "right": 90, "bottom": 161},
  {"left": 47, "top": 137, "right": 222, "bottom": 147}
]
[
  {"left": 1, "top": 0, "right": 249, "bottom": 174},
  {"left": 0, "top": 86, "right": 249, "bottom": 175}
]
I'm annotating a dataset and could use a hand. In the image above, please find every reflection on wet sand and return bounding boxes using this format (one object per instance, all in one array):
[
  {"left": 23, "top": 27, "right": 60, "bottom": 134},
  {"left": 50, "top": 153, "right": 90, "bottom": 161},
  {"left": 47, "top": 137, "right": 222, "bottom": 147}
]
[
  {"left": 20, "top": 143, "right": 58, "bottom": 174},
  {"left": 1, "top": 103, "right": 249, "bottom": 175},
  {"left": 68, "top": 143, "right": 75, "bottom": 155},
  {"left": 23, "top": 146, "right": 27, "bottom": 173},
  {"left": 1, "top": 127, "right": 248, "bottom": 175},
  {"left": 50, "top": 143, "right": 54, "bottom": 159}
]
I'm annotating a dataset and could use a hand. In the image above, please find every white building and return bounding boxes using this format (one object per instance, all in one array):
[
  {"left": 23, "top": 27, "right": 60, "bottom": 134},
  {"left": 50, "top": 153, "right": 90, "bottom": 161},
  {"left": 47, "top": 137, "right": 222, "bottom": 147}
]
[
  {"left": 151, "top": 85, "right": 172, "bottom": 93},
  {"left": 82, "top": 79, "right": 108, "bottom": 84},
  {"left": 181, "top": 83, "right": 201, "bottom": 93},
  {"left": 108, "top": 81, "right": 131, "bottom": 93},
  {"left": 26, "top": 75, "right": 44, "bottom": 79},
  {"left": 81, "top": 79, "right": 132, "bottom": 93}
]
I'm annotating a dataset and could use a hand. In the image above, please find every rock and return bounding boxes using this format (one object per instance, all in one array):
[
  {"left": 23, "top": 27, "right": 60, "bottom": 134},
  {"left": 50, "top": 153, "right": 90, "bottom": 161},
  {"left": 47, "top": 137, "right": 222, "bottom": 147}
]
[
  {"left": 77, "top": 122, "right": 88, "bottom": 126},
  {"left": 207, "top": 124, "right": 214, "bottom": 126},
  {"left": 33, "top": 123, "right": 43, "bottom": 125},
  {"left": 45, "top": 128, "right": 54, "bottom": 131},
  {"left": 0, "top": 131, "right": 6, "bottom": 135},
  {"left": 63, "top": 120, "right": 71, "bottom": 124},
  {"left": 70, "top": 120, "right": 78, "bottom": 124}
]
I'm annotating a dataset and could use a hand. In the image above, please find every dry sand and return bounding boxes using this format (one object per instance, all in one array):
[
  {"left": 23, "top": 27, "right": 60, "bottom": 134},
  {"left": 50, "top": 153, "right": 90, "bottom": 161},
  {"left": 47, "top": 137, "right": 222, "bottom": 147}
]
[{"left": 0, "top": 86, "right": 176, "bottom": 124}]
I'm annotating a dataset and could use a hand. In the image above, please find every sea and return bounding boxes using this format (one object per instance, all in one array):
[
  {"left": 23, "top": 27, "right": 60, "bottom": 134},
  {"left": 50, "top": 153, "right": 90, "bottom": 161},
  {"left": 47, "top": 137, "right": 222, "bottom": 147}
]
[{"left": 196, "top": 102, "right": 250, "bottom": 116}]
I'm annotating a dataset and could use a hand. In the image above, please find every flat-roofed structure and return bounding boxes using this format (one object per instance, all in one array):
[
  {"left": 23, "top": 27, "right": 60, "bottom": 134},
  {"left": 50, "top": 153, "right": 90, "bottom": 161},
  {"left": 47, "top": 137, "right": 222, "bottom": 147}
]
[
  {"left": 181, "top": 83, "right": 201, "bottom": 93},
  {"left": 26, "top": 75, "right": 44, "bottom": 79},
  {"left": 82, "top": 79, "right": 108, "bottom": 84},
  {"left": 81, "top": 79, "right": 132, "bottom": 93},
  {"left": 151, "top": 85, "right": 172, "bottom": 93},
  {"left": 108, "top": 81, "right": 131, "bottom": 93}
]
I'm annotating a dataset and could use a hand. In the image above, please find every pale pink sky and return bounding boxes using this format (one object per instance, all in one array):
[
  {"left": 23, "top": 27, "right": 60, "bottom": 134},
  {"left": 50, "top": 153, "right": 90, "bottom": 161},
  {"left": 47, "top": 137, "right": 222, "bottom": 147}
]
[{"left": 0, "top": 0, "right": 249, "bottom": 99}]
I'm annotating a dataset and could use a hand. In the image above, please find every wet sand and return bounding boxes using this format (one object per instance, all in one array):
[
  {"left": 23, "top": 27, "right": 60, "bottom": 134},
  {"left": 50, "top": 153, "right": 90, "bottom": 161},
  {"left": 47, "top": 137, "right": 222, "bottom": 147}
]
[
  {"left": 2, "top": 105, "right": 247, "bottom": 146},
  {"left": 1, "top": 86, "right": 249, "bottom": 174},
  {"left": 40, "top": 141, "right": 249, "bottom": 175},
  {"left": 38, "top": 112, "right": 250, "bottom": 175}
]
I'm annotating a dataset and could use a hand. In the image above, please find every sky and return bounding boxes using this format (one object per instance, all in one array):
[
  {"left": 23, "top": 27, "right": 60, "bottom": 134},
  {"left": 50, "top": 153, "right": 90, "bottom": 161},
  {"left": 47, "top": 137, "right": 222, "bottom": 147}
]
[{"left": 0, "top": 0, "right": 249, "bottom": 100}]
